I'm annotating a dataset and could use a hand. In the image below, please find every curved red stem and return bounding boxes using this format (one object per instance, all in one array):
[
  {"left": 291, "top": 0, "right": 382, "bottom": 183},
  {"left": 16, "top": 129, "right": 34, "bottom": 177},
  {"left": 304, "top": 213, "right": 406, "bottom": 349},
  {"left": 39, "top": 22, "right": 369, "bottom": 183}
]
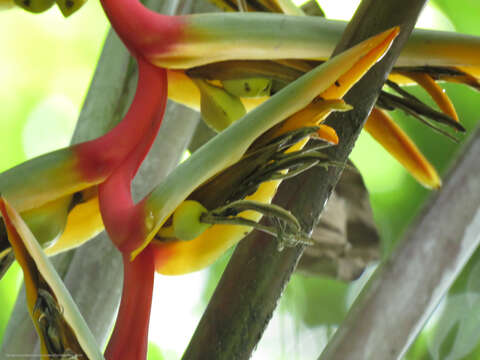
[
  {"left": 105, "top": 245, "right": 155, "bottom": 360},
  {"left": 97, "top": 57, "right": 168, "bottom": 252},
  {"left": 75, "top": 57, "right": 167, "bottom": 182},
  {"left": 93, "top": 4, "right": 175, "bottom": 359},
  {"left": 99, "top": 0, "right": 183, "bottom": 59}
]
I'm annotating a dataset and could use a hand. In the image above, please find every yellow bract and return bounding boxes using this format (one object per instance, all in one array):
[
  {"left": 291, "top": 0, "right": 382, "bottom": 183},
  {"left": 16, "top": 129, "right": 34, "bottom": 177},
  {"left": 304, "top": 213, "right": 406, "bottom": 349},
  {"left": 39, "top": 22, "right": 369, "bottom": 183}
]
[
  {"left": 365, "top": 108, "right": 442, "bottom": 189},
  {"left": 45, "top": 195, "right": 103, "bottom": 255}
]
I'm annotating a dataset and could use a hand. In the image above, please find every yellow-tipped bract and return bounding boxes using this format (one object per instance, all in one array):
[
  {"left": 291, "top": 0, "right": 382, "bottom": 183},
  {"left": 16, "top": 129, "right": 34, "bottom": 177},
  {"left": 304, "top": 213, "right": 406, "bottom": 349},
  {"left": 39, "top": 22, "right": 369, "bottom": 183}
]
[{"left": 365, "top": 108, "right": 442, "bottom": 189}]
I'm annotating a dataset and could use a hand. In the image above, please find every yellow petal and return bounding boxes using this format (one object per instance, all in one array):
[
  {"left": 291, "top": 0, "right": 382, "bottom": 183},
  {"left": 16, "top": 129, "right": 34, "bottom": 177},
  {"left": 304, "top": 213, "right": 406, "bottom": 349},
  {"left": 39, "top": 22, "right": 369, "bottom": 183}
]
[
  {"left": 321, "top": 27, "right": 400, "bottom": 100},
  {"left": 45, "top": 195, "right": 103, "bottom": 255},
  {"left": 388, "top": 72, "right": 417, "bottom": 85},
  {"left": 402, "top": 72, "right": 459, "bottom": 122},
  {"left": 316, "top": 124, "right": 339, "bottom": 145},
  {"left": 364, "top": 108, "right": 441, "bottom": 189},
  {"left": 277, "top": 99, "right": 351, "bottom": 136},
  {"left": 456, "top": 65, "right": 480, "bottom": 79},
  {"left": 168, "top": 69, "right": 269, "bottom": 112},
  {"left": 167, "top": 70, "right": 201, "bottom": 111},
  {"left": 449, "top": 66, "right": 480, "bottom": 90},
  {"left": 153, "top": 178, "right": 279, "bottom": 275}
]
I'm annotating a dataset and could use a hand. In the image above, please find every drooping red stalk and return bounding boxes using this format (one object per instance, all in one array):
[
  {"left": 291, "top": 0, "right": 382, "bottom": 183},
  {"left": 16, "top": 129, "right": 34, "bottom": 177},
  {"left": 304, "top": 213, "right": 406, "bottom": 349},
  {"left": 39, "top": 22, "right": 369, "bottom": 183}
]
[
  {"left": 99, "top": 0, "right": 184, "bottom": 59},
  {"left": 105, "top": 245, "right": 155, "bottom": 360},
  {"left": 94, "top": 3, "right": 174, "bottom": 359},
  {"left": 97, "top": 57, "right": 168, "bottom": 252},
  {"left": 75, "top": 57, "right": 167, "bottom": 182},
  {"left": 71, "top": 0, "right": 183, "bottom": 184}
]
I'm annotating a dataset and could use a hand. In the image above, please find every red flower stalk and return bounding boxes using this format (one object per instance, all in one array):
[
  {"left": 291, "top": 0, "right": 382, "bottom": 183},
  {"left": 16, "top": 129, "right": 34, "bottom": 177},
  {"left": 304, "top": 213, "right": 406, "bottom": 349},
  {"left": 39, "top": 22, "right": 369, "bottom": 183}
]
[
  {"left": 95, "top": 2, "right": 176, "bottom": 359},
  {"left": 96, "top": 59, "right": 166, "bottom": 360},
  {"left": 104, "top": 245, "right": 155, "bottom": 360},
  {"left": 99, "top": 0, "right": 183, "bottom": 59},
  {"left": 96, "top": 58, "right": 167, "bottom": 253}
]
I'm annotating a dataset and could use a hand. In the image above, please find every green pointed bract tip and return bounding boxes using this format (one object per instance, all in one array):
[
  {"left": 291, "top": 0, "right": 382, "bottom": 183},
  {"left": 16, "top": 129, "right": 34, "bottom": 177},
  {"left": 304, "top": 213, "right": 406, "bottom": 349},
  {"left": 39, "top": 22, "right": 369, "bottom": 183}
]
[
  {"left": 9, "top": 0, "right": 86, "bottom": 15},
  {"left": 0, "top": 147, "right": 97, "bottom": 214},
  {"left": 194, "top": 79, "right": 247, "bottom": 132},
  {"left": 0, "top": 197, "right": 104, "bottom": 360},
  {"left": 13, "top": 0, "right": 54, "bottom": 13},
  {"left": 21, "top": 195, "right": 71, "bottom": 247},
  {"left": 56, "top": 0, "right": 87, "bottom": 17},
  {"left": 130, "top": 28, "right": 398, "bottom": 259},
  {"left": 152, "top": 13, "right": 480, "bottom": 69}
]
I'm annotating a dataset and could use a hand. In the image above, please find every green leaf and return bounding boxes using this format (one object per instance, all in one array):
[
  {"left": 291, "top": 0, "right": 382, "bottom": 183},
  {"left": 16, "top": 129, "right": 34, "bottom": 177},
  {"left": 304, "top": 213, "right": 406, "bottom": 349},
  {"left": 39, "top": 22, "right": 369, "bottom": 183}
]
[{"left": 431, "top": 0, "right": 480, "bottom": 35}]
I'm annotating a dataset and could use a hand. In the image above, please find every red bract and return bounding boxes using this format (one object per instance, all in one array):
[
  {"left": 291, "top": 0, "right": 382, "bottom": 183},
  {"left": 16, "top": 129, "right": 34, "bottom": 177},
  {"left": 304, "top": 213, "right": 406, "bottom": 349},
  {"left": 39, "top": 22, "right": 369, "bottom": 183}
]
[
  {"left": 96, "top": 58, "right": 167, "bottom": 360},
  {"left": 96, "top": 58, "right": 167, "bottom": 253},
  {"left": 104, "top": 246, "right": 155, "bottom": 360},
  {"left": 95, "top": 1, "right": 182, "bottom": 252},
  {"left": 96, "top": 1, "right": 174, "bottom": 359},
  {"left": 75, "top": 61, "right": 167, "bottom": 182},
  {"left": 100, "top": 0, "right": 184, "bottom": 58}
]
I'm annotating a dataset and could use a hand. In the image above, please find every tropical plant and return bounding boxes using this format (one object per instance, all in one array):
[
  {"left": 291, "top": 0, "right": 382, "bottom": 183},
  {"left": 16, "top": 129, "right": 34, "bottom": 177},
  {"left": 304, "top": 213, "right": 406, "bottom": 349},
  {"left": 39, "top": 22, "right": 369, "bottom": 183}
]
[{"left": 1, "top": 0, "right": 480, "bottom": 359}]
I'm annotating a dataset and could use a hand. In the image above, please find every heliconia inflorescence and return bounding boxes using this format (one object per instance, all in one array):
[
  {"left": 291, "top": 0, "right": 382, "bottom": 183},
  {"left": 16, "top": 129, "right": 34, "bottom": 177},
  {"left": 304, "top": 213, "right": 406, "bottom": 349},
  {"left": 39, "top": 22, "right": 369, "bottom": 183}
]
[{"left": 2, "top": 0, "right": 480, "bottom": 359}]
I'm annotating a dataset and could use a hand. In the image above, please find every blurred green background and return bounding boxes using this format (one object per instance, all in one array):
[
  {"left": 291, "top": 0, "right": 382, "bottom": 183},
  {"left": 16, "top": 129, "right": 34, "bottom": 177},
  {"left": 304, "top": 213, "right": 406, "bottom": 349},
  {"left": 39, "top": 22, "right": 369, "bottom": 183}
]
[{"left": 0, "top": 1, "right": 480, "bottom": 359}]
